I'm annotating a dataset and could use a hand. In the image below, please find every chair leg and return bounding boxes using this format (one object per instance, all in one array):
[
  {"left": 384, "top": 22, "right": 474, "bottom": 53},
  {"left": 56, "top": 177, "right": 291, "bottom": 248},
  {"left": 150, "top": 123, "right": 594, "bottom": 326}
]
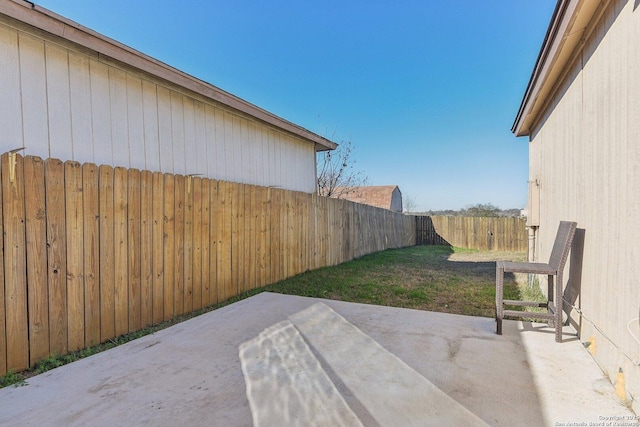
[
  {"left": 496, "top": 264, "right": 504, "bottom": 335},
  {"left": 554, "top": 272, "right": 563, "bottom": 343},
  {"left": 547, "top": 274, "right": 554, "bottom": 325}
]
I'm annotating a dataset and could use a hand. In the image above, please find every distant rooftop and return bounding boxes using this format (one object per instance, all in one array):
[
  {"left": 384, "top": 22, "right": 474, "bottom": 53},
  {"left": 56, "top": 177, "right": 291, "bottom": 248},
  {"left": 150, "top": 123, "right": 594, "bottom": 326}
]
[{"left": 334, "top": 186, "right": 403, "bottom": 212}]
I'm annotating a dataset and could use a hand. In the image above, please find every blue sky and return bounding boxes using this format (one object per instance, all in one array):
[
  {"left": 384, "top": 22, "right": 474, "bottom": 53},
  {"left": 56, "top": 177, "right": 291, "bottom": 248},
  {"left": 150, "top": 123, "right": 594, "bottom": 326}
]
[{"left": 36, "top": 0, "right": 556, "bottom": 211}]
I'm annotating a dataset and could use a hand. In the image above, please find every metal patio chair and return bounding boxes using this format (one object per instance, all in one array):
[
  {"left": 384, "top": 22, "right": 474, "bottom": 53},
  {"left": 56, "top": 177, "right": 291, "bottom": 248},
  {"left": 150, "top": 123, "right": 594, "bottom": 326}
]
[{"left": 495, "top": 221, "right": 577, "bottom": 342}]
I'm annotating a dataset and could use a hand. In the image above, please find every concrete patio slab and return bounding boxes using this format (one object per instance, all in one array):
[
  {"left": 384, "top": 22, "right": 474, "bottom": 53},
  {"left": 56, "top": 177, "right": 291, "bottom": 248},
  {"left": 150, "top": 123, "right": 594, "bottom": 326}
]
[{"left": 0, "top": 292, "right": 635, "bottom": 426}]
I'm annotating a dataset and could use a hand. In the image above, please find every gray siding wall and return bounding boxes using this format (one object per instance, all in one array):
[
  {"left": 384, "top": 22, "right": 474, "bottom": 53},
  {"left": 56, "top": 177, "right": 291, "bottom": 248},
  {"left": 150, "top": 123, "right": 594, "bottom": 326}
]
[
  {"left": 528, "top": 0, "right": 640, "bottom": 410},
  {"left": 0, "top": 18, "right": 317, "bottom": 193}
]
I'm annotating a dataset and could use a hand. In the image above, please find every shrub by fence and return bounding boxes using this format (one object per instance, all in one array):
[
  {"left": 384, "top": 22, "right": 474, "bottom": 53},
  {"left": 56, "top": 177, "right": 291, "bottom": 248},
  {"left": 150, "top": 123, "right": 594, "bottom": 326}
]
[
  {"left": 415, "top": 215, "right": 527, "bottom": 252},
  {"left": 0, "top": 153, "right": 415, "bottom": 375}
]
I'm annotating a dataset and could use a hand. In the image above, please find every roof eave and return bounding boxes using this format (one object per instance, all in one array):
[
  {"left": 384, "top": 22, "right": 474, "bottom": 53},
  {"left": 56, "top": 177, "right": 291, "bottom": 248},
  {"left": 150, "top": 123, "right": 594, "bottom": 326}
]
[
  {"left": 512, "top": 0, "right": 603, "bottom": 137},
  {"left": 0, "top": 0, "right": 338, "bottom": 151}
]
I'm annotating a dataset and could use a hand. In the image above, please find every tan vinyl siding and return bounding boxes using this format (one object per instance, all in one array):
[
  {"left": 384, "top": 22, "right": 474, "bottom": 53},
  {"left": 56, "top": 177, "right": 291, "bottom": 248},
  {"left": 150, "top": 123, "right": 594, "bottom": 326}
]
[
  {"left": 0, "top": 17, "right": 317, "bottom": 193},
  {"left": 529, "top": 0, "right": 640, "bottom": 411}
]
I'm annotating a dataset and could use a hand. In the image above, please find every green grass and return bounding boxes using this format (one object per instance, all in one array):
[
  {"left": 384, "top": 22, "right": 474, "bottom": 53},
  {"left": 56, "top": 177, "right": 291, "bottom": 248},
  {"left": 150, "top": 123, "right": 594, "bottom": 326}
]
[
  {"left": 511, "top": 275, "right": 548, "bottom": 319},
  {"left": 0, "top": 370, "right": 27, "bottom": 388},
  {"left": 0, "top": 245, "right": 527, "bottom": 389},
  {"left": 258, "top": 245, "right": 526, "bottom": 318}
]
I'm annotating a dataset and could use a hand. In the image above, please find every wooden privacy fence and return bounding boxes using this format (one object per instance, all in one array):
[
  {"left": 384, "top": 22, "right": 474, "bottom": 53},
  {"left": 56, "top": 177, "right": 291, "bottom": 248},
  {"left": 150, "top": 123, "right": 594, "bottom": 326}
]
[
  {"left": 415, "top": 215, "right": 527, "bottom": 252},
  {"left": 0, "top": 153, "right": 415, "bottom": 375}
]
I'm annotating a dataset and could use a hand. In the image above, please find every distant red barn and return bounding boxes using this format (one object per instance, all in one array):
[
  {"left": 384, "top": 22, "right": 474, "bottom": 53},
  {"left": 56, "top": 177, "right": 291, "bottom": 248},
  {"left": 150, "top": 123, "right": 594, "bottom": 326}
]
[{"left": 333, "top": 186, "right": 403, "bottom": 212}]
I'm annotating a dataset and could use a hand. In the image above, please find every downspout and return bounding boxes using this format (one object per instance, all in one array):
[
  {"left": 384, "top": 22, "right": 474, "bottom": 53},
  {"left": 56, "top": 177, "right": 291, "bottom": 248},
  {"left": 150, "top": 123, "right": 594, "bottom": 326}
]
[
  {"left": 528, "top": 225, "right": 536, "bottom": 263},
  {"left": 527, "top": 225, "right": 537, "bottom": 288}
]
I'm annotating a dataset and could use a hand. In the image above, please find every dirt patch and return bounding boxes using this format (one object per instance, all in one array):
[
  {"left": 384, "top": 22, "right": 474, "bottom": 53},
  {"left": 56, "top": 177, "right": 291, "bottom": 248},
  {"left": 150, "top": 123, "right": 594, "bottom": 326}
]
[{"left": 447, "top": 251, "right": 526, "bottom": 263}]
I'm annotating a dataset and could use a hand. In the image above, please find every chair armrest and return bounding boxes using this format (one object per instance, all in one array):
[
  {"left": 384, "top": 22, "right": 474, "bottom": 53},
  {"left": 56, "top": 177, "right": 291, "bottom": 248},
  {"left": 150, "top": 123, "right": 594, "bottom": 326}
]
[{"left": 497, "top": 261, "right": 555, "bottom": 274}]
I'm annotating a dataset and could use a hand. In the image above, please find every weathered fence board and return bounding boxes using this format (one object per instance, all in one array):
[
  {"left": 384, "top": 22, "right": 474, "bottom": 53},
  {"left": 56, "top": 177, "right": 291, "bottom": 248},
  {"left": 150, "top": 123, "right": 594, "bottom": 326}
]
[
  {"left": 0, "top": 158, "right": 5, "bottom": 374},
  {"left": 99, "top": 166, "right": 115, "bottom": 342},
  {"left": 114, "top": 167, "right": 128, "bottom": 337},
  {"left": 209, "top": 180, "right": 221, "bottom": 303},
  {"left": 270, "top": 188, "right": 282, "bottom": 284},
  {"left": 243, "top": 184, "right": 252, "bottom": 293},
  {"left": 202, "top": 178, "right": 212, "bottom": 306},
  {"left": 261, "top": 187, "right": 270, "bottom": 287},
  {"left": 24, "top": 157, "right": 49, "bottom": 364},
  {"left": 46, "top": 159, "right": 67, "bottom": 354},
  {"left": 3, "top": 153, "right": 29, "bottom": 371},
  {"left": 140, "top": 170, "right": 153, "bottom": 328},
  {"left": 230, "top": 182, "right": 240, "bottom": 297},
  {"left": 0, "top": 153, "right": 417, "bottom": 375},
  {"left": 183, "top": 175, "right": 194, "bottom": 314},
  {"left": 127, "top": 169, "right": 141, "bottom": 334},
  {"left": 415, "top": 215, "right": 527, "bottom": 252},
  {"left": 193, "top": 177, "right": 204, "bottom": 310},
  {"left": 174, "top": 175, "right": 185, "bottom": 317},
  {"left": 83, "top": 163, "right": 100, "bottom": 347},
  {"left": 151, "top": 172, "right": 164, "bottom": 324},
  {"left": 24, "top": 156, "right": 48, "bottom": 365},
  {"left": 162, "top": 173, "right": 175, "bottom": 321},
  {"left": 219, "top": 180, "right": 233, "bottom": 302}
]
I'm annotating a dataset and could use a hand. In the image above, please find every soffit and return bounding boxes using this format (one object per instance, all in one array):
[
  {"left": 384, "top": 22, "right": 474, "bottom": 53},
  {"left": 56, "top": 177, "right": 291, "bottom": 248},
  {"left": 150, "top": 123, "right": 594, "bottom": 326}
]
[{"left": 512, "top": 0, "right": 604, "bottom": 137}]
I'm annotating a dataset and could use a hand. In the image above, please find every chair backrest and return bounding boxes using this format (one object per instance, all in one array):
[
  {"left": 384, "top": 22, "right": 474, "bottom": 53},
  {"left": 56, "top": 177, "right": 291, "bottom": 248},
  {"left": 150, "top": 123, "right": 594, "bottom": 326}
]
[{"left": 548, "top": 221, "right": 578, "bottom": 272}]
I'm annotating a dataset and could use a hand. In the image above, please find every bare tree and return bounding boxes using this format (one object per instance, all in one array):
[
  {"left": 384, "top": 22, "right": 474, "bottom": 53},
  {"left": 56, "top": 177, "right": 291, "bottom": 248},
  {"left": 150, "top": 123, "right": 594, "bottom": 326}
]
[
  {"left": 317, "top": 139, "right": 367, "bottom": 197},
  {"left": 403, "top": 194, "right": 417, "bottom": 214}
]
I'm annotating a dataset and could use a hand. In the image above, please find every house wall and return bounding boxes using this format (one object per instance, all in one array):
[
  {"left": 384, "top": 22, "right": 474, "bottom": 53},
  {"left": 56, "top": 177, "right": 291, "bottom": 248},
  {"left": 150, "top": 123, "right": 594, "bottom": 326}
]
[
  {"left": 0, "top": 16, "right": 317, "bottom": 193},
  {"left": 528, "top": 0, "right": 640, "bottom": 410}
]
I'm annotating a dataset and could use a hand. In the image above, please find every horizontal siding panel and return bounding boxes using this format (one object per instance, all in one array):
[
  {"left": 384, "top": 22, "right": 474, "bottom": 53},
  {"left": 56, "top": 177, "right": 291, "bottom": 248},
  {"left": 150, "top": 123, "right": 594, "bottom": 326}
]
[{"left": 1, "top": 18, "right": 321, "bottom": 193}]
